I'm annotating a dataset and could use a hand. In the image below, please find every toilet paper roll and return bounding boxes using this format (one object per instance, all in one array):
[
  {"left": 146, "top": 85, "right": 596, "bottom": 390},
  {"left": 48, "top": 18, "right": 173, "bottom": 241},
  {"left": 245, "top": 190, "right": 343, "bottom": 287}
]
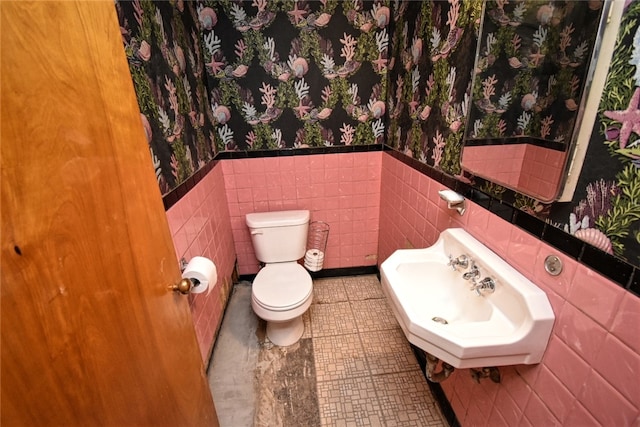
[
  {"left": 304, "top": 250, "right": 325, "bottom": 272},
  {"left": 305, "top": 249, "right": 324, "bottom": 261},
  {"left": 181, "top": 256, "right": 217, "bottom": 294}
]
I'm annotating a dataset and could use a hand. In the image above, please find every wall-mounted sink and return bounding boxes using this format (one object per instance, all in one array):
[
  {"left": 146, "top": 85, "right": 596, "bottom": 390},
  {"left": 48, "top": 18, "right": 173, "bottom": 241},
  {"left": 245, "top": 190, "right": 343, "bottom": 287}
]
[{"left": 380, "top": 228, "right": 555, "bottom": 369}]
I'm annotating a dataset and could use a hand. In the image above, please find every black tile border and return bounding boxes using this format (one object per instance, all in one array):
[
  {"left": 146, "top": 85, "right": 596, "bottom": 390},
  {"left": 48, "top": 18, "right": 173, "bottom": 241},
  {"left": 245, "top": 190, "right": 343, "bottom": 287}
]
[
  {"left": 163, "top": 145, "right": 638, "bottom": 296},
  {"left": 238, "top": 265, "right": 379, "bottom": 283},
  {"left": 162, "top": 159, "right": 218, "bottom": 210},
  {"left": 386, "top": 148, "right": 638, "bottom": 296}
]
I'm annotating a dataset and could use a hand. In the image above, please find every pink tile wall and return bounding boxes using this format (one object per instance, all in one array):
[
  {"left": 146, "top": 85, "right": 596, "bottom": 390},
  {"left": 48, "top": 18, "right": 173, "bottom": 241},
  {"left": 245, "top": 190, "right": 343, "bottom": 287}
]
[
  {"left": 461, "top": 145, "right": 525, "bottom": 188},
  {"left": 379, "top": 153, "right": 640, "bottom": 426},
  {"left": 165, "top": 163, "right": 236, "bottom": 363},
  {"left": 519, "top": 145, "right": 565, "bottom": 201},
  {"left": 224, "top": 152, "right": 382, "bottom": 275}
]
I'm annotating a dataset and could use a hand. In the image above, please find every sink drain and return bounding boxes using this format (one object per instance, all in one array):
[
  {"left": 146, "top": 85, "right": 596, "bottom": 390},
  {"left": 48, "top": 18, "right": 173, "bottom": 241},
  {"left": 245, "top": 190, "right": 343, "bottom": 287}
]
[{"left": 432, "top": 316, "right": 448, "bottom": 325}]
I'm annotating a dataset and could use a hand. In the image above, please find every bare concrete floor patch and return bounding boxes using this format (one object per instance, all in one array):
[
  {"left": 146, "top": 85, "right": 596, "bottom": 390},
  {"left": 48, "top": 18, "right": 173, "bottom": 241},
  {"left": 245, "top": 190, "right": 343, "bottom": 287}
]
[
  {"left": 208, "top": 283, "right": 260, "bottom": 427},
  {"left": 254, "top": 330, "right": 321, "bottom": 427}
]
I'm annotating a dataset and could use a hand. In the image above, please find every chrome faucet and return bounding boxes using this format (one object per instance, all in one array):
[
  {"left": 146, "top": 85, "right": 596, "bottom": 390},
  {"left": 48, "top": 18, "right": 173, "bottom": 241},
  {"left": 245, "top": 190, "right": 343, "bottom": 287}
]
[
  {"left": 471, "top": 277, "right": 496, "bottom": 295},
  {"left": 447, "top": 254, "right": 469, "bottom": 271},
  {"left": 462, "top": 262, "right": 480, "bottom": 281}
]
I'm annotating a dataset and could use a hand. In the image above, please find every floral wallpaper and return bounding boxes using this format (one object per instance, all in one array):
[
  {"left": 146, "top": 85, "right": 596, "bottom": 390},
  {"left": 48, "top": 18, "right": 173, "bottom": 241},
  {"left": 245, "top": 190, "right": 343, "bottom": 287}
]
[
  {"left": 116, "top": 0, "right": 637, "bottom": 267},
  {"left": 118, "top": 0, "right": 390, "bottom": 192},
  {"left": 466, "top": 1, "right": 602, "bottom": 143},
  {"left": 117, "top": 0, "right": 217, "bottom": 195},
  {"left": 554, "top": 0, "right": 640, "bottom": 265},
  {"left": 386, "top": 0, "right": 482, "bottom": 176},
  {"left": 200, "top": 0, "right": 390, "bottom": 150}
]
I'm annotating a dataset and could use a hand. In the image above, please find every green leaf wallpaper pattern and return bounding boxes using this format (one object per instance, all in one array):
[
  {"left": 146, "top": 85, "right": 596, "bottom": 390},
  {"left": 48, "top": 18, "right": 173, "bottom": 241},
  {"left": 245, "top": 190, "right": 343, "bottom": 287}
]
[
  {"left": 556, "top": 0, "right": 640, "bottom": 265},
  {"left": 200, "top": 0, "right": 390, "bottom": 151},
  {"left": 117, "top": 0, "right": 217, "bottom": 194},
  {"left": 116, "top": 0, "right": 638, "bottom": 268},
  {"left": 385, "top": 0, "right": 482, "bottom": 177}
]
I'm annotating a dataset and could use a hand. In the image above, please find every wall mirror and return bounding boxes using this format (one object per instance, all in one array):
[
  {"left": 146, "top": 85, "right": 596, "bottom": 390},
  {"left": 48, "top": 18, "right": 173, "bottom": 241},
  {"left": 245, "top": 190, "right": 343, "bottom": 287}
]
[{"left": 461, "top": 0, "right": 609, "bottom": 202}]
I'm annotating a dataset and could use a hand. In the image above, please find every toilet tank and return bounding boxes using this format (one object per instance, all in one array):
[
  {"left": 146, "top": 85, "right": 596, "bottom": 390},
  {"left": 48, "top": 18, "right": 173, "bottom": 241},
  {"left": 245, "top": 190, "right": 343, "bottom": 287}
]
[{"left": 246, "top": 210, "right": 310, "bottom": 263}]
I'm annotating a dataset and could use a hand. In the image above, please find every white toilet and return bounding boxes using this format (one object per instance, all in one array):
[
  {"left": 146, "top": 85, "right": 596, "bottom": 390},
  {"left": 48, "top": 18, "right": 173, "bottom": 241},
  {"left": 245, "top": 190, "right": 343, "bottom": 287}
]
[{"left": 246, "top": 210, "right": 313, "bottom": 346}]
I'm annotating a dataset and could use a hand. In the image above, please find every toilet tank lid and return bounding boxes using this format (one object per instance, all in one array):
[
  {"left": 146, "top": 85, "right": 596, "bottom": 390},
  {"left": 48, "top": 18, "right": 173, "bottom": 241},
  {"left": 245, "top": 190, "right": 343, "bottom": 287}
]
[{"left": 246, "top": 210, "right": 310, "bottom": 228}]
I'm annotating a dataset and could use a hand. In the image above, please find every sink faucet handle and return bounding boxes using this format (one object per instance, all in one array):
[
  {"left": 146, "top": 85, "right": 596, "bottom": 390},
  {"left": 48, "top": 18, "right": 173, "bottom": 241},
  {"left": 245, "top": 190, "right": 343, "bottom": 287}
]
[
  {"left": 447, "top": 254, "right": 469, "bottom": 271},
  {"left": 462, "top": 262, "right": 480, "bottom": 281},
  {"left": 472, "top": 277, "right": 496, "bottom": 295}
]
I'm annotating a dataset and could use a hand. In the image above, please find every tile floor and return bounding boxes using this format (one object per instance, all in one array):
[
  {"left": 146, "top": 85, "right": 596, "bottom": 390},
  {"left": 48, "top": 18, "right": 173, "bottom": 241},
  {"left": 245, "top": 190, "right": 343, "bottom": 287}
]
[
  {"left": 307, "top": 275, "right": 446, "bottom": 427},
  {"left": 209, "top": 275, "right": 448, "bottom": 427}
]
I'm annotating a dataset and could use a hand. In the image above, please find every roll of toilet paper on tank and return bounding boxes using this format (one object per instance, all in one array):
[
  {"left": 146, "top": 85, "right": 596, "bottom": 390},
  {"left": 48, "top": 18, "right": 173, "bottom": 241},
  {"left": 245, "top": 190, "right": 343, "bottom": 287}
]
[{"left": 181, "top": 256, "right": 217, "bottom": 294}]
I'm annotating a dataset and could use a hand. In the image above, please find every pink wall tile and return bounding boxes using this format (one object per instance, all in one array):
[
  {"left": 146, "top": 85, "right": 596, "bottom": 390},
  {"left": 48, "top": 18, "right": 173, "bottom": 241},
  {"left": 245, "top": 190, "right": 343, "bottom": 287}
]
[
  {"left": 523, "top": 393, "right": 561, "bottom": 426},
  {"left": 533, "top": 250, "right": 577, "bottom": 300},
  {"left": 564, "top": 402, "right": 600, "bottom": 427},
  {"left": 492, "top": 386, "right": 522, "bottom": 426},
  {"left": 496, "top": 368, "right": 530, "bottom": 411},
  {"left": 611, "top": 293, "right": 640, "bottom": 354},
  {"left": 484, "top": 214, "right": 512, "bottom": 255},
  {"left": 542, "top": 336, "right": 590, "bottom": 396},
  {"left": 377, "top": 153, "right": 640, "bottom": 427},
  {"left": 555, "top": 302, "right": 608, "bottom": 365},
  {"left": 506, "top": 227, "right": 541, "bottom": 278},
  {"left": 592, "top": 334, "right": 640, "bottom": 404},
  {"left": 225, "top": 152, "right": 382, "bottom": 275},
  {"left": 578, "top": 370, "right": 637, "bottom": 426},
  {"left": 533, "top": 366, "right": 575, "bottom": 422},
  {"left": 165, "top": 163, "right": 236, "bottom": 364},
  {"left": 568, "top": 264, "right": 625, "bottom": 328}
]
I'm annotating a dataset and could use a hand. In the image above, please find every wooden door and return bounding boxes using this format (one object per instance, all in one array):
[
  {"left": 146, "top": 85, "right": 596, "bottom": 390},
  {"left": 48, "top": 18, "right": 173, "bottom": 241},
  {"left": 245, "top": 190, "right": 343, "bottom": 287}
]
[{"left": 0, "top": 2, "right": 219, "bottom": 426}]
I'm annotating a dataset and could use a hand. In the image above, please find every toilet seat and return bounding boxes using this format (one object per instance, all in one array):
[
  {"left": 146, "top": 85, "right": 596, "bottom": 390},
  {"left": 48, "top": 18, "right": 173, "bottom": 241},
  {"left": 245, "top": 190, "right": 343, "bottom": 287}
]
[{"left": 252, "top": 263, "right": 312, "bottom": 311}]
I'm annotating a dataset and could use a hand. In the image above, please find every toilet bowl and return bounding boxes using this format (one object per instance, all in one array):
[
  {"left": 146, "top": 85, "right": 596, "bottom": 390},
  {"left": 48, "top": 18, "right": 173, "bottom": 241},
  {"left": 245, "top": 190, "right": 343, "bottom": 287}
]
[
  {"left": 251, "top": 262, "right": 313, "bottom": 346},
  {"left": 246, "top": 210, "right": 313, "bottom": 346}
]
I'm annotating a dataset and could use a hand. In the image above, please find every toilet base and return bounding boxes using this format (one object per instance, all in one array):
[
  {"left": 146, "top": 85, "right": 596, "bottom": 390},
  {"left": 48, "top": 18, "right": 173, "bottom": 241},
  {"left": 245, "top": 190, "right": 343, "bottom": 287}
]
[{"left": 266, "top": 316, "right": 304, "bottom": 347}]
